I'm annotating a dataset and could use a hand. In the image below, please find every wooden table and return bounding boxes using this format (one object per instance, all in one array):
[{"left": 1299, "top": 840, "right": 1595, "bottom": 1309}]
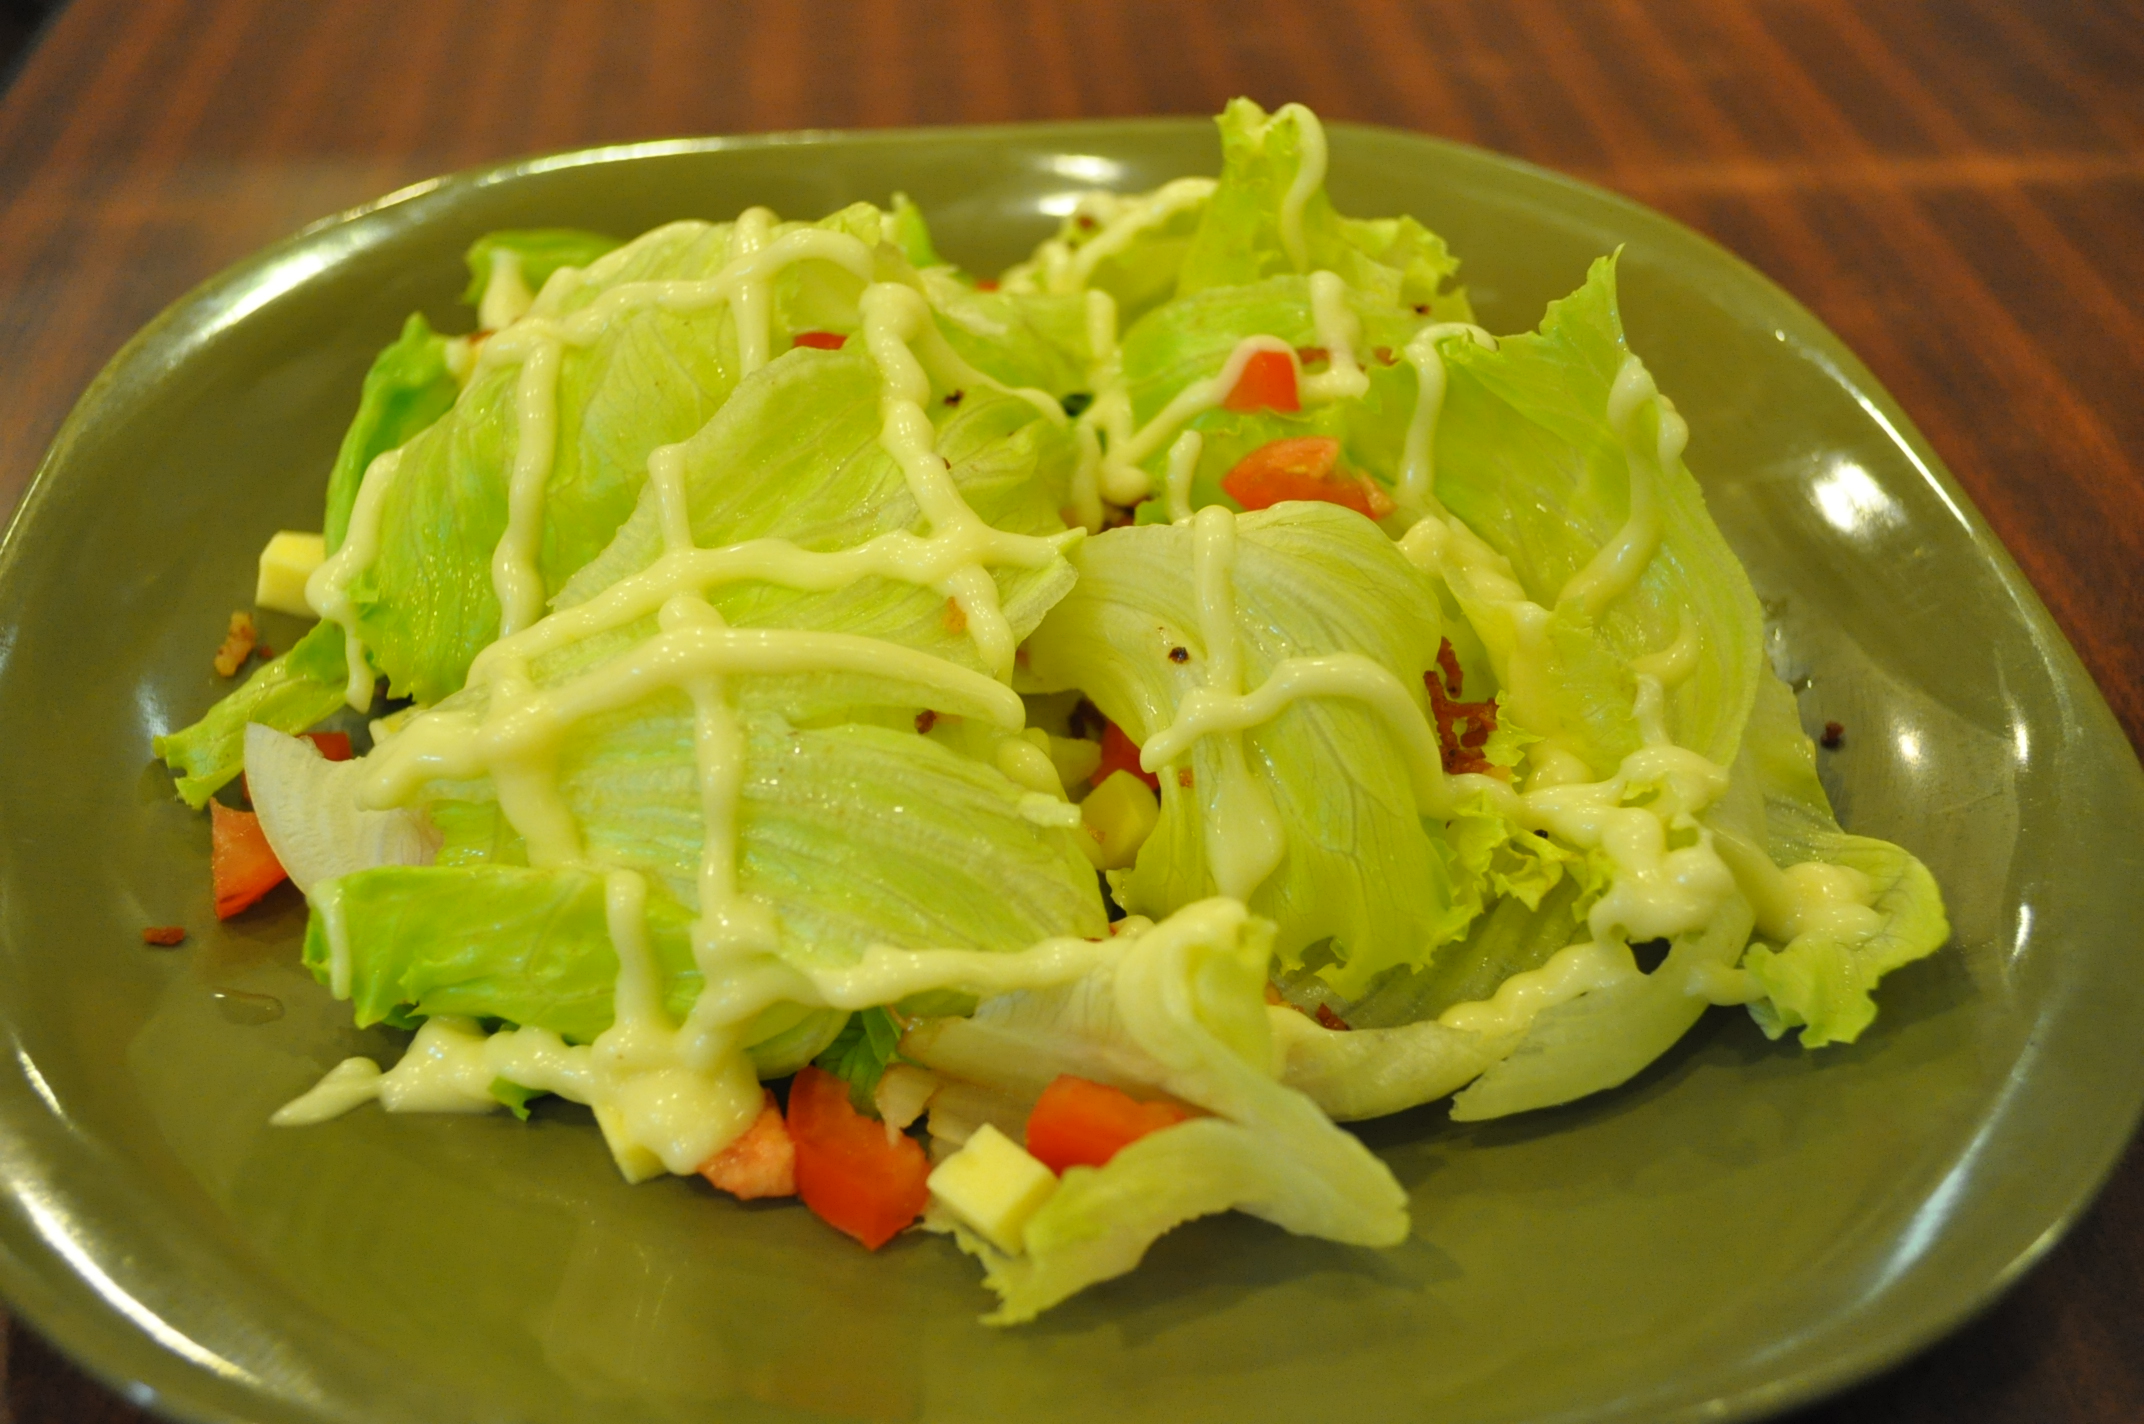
[{"left": 0, "top": 1, "right": 2139, "bottom": 1419}]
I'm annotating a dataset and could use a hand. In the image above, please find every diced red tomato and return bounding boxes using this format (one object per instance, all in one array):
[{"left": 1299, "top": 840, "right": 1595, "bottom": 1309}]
[
  {"left": 1024, "top": 1075, "right": 1197, "bottom": 1174},
  {"left": 1221, "top": 437, "right": 1395, "bottom": 520},
  {"left": 1222, "top": 348, "right": 1300, "bottom": 413},
  {"left": 786, "top": 1065, "right": 929, "bottom": 1250},
  {"left": 304, "top": 731, "right": 353, "bottom": 762},
  {"left": 210, "top": 802, "right": 287, "bottom": 919},
  {"left": 700, "top": 1090, "right": 797, "bottom": 1200},
  {"left": 1093, "top": 720, "right": 1159, "bottom": 792},
  {"left": 793, "top": 330, "right": 847, "bottom": 350}
]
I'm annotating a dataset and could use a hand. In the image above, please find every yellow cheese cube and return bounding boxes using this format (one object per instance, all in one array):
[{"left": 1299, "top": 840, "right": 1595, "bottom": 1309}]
[
  {"left": 255, "top": 531, "right": 326, "bottom": 617},
  {"left": 926, "top": 1122, "right": 1059, "bottom": 1255},
  {"left": 1079, "top": 769, "right": 1159, "bottom": 870}
]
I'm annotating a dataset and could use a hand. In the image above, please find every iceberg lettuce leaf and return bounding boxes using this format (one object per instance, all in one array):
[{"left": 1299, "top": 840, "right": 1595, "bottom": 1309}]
[
  {"left": 1176, "top": 98, "right": 1465, "bottom": 314},
  {"left": 1430, "top": 255, "right": 1768, "bottom": 776},
  {"left": 153, "top": 620, "right": 354, "bottom": 807},
  {"left": 1025, "top": 504, "right": 1470, "bottom": 996},
  {"left": 1723, "top": 675, "right": 1950, "bottom": 1048}
]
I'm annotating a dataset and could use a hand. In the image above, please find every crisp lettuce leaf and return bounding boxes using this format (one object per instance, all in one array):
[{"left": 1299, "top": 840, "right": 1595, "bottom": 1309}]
[
  {"left": 1176, "top": 98, "right": 1466, "bottom": 315},
  {"left": 352, "top": 209, "right": 913, "bottom": 705},
  {"left": 920, "top": 271, "right": 1092, "bottom": 397},
  {"left": 1025, "top": 503, "right": 1470, "bottom": 996},
  {"left": 1719, "top": 675, "right": 1949, "bottom": 1047},
  {"left": 325, "top": 312, "right": 461, "bottom": 551},
  {"left": 1447, "top": 894, "right": 1755, "bottom": 1121},
  {"left": 153, "top": 620, "right": 353, "bottom": 808},
  {"left": 462, "top": 230, "right": 623, "bottom": 308},
  {"left": 1430, "top": 255, "right": 1767, "bottom": 776}
]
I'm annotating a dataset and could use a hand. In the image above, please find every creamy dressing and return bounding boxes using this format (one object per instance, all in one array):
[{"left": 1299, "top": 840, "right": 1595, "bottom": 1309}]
[
  {"left": 477, "top": 248, "right": 534, "bottom": 332},
  {"left": 1556, "top": 355, "right": 1681, "bottom": 617},
  {"left": 1394, "top": 323, "right": 1496, "bottom": 516},
  {"left": 1437, "top": 939, "right": 1637, "bottom": 1037},
  {"left": 304, "top": 448, "right": 403, "bottom": 710}
]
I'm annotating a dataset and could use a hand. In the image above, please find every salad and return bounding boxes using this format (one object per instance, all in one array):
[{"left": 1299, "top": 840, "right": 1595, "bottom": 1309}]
[{"left": 155, "top": 99, "right": 1946, "bottom": 1324}]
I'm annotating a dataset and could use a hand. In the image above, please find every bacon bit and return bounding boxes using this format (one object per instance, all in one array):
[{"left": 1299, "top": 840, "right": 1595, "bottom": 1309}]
[
  {"left": 1167, "top": 646, "right": 1189, "bottom": 664},
  {"left": 1427, "top": 637, "right": 1498, "bottom": 775},
  {"left": 975, "top": 278, "right": 1000, "bottom": 291},
  {"left": 793, "top": 330, "right": 847, "bottom": 350},
  {"left": 915, "top": 709, "right": 937, "bottom": 734},
  {"left": 212, "top": 611, "right": 258, "bottom": 677},
  {"left": 1264, "top": 982, "right": 1285, "bottom": 1005},
  {"left": 1074, "top": 213, "right": 1098, "bottom": 232},
  {"left": 140, "top": 926, "right": 186, "bottom": 947},
  {"left": 1820, "top": 720, "right": 1845, "bottom": 749},
  {"left": 944, "top": 388, "right": 964, "bottom": 406},
  {"left": 1176, "top": 767, "right": 1194, "bottom": 789},
  {"left": 255, "top": 644, "right": 274, "bottom": 659},
  {"left": 699, "top": 1091, "right": 797, "bottom": 1200},
  {"left": 942, "top": 598, "right": 967, "bottom": 635},
  {"left": 1313, "top": 1003, "right": 1352, "bottom": 1032},
  {"left": 1295, "top": 345, "right": 1330, "bottom": 366},
  {"left": 1373, "top": 345, "right": 1396, "bottom": 365}
]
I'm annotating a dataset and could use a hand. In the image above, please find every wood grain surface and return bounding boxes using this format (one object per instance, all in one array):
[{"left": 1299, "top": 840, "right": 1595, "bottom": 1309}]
[{"left": 0, "top": 1, "right": 2139, "bottom": 1420}]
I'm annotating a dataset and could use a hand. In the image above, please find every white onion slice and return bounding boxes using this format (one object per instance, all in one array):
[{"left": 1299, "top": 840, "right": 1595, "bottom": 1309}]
[{"left": 244, "top": 723, "right": 440, "bottom": 894}]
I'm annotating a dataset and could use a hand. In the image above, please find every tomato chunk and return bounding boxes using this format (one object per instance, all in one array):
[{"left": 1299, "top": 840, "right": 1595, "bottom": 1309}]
[
  {"left": 1222, "top": 348, "right": 1300, "bottom": 413},
  {"left": 700, "top": 1090, "right": 797, "bottom": 1200},
  {"left": 210, "top": 802, "right": 287, "bottom": 919},
  {"left": 1024, "top": 1075, "right": 1197, "bottom": 1174},
  {"left": 304, "top": 731, "right": 353, "bottom": 762},
  {"left": 1221, "top": 437, "right": 1394, "bottom": 520},
  {"left": 792, "top": 330, "right": 847, "bottom": 350},
  {"left": 787, "top": 1065, "right": 929, "bottom": 1249},
  {"left": 1092, "top": 720, "right": 1159, "bottom": 792}
]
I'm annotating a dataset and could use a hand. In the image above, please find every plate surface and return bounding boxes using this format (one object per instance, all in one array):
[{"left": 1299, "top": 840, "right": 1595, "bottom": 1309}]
[{"left": 1, "top": 119, "right": 2140, "bottom": 1424}]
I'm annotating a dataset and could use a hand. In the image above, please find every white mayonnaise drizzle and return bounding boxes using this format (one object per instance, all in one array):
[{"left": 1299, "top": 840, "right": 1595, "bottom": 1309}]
[
  {"left": 304, "top": 448, "right": 403, "bottom": 711},
  {"left": 477, "top": 248, "right": 534, "bottom": 332},
  {"left": 1394, "top": 322, "right": 1497, "bottom": 517}
]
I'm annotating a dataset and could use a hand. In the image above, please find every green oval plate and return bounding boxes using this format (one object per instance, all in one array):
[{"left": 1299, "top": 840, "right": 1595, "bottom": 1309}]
[{"left": 1, "top": 120, "right": 2140, "bottom": 1424}]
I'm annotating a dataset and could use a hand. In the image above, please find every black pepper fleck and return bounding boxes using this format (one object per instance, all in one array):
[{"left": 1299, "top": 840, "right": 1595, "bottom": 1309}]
[
  {"left": 1820, "top": 720, "right": 1845, "bottom": 749},
  {"left": 1167, "top": 646, "right": 1189, "bottom": 664}
]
